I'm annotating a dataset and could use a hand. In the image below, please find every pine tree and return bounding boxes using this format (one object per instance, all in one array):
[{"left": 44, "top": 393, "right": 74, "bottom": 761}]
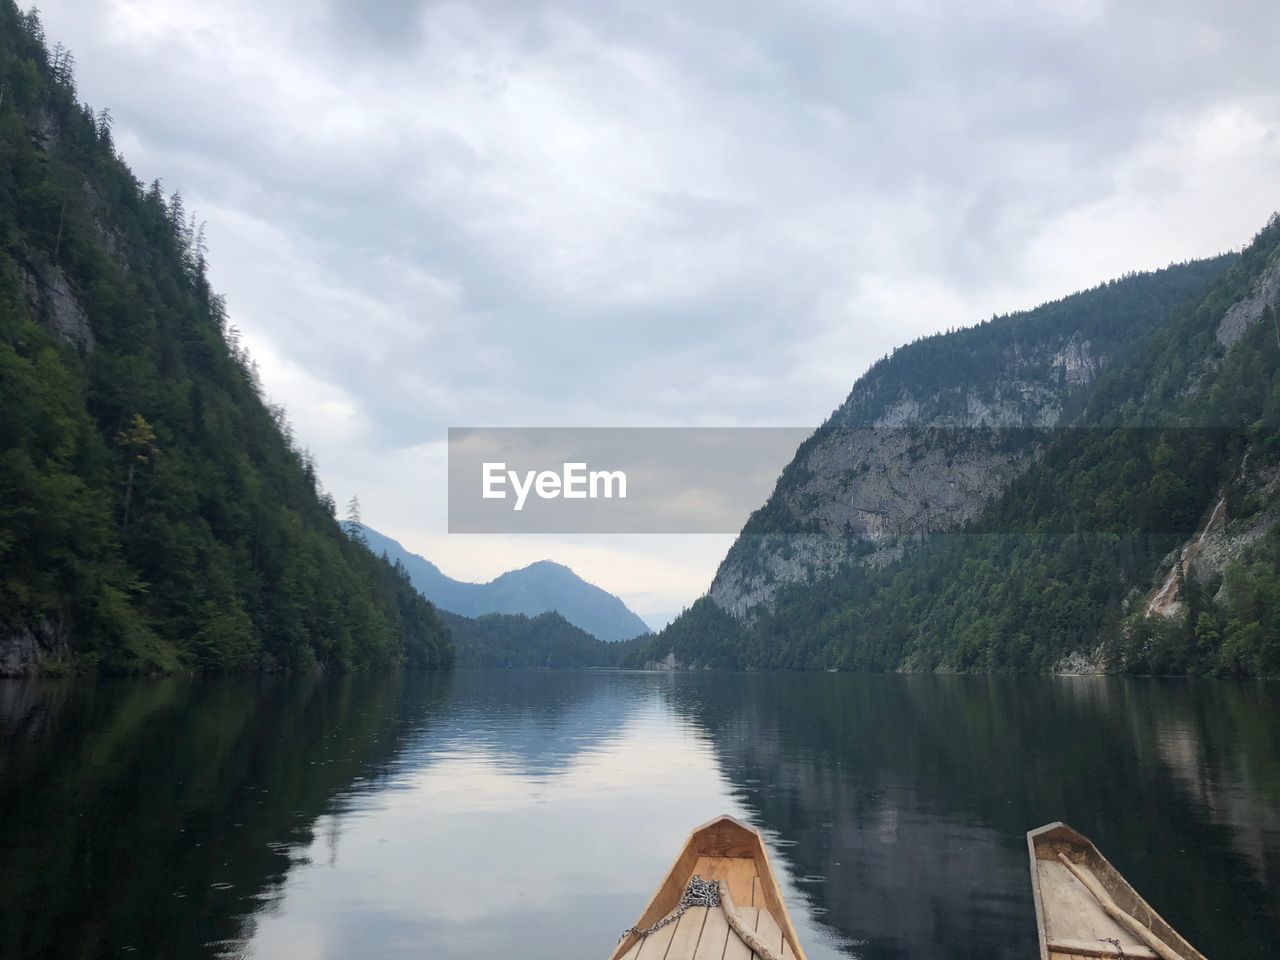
[
  {"left": 345, "top": 495, "right": 367, "bottom": 545},
  {"left": 114, "top": 413, "right": 157, "bottom": 530}
]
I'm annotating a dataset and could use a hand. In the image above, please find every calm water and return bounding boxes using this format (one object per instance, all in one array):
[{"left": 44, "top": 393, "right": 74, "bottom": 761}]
[{"left": 0, "top": 671, "right": 1277, "bottom": 960}]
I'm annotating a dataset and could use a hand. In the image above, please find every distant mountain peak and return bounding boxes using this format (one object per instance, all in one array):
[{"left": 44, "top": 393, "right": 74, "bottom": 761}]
[
  {"left": 359, "top": 525, "right": 651, "bottom": 642},
  {"left": 506, "top": 559, "right": 572, "bottom": 574}
]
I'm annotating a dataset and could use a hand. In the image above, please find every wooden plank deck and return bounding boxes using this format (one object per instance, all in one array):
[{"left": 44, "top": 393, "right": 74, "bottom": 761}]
[
  {"left": 1035, "top": 860, "right": 1157, "bottom": 959},
  {"left": 693, "top": 905, "right": 731, "bottom": 960},
  {"left": 694, "top": 855, "right": 758, "bottom": 908},
  {"left": 618, "top": 856, "right": 791, "bottom": 960}
]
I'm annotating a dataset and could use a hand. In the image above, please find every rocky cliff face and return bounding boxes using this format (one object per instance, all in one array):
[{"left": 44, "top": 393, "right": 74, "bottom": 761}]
[
  {"left": 709, "top": 358, "right": 1101, "bottom": 617},
  {"left": 710, "top": 426, "right": 1047, "bottom": 618},
  {"left": 709, "top": 262, "right": 1233, "bottom": 620},
  {"left": 1216, "top": 247, "right": 1280, "bottom": 348},
  {"left": 1145, "top": 462, "right": 1280, "bottom": 620},
  {"left": 21, "top": 256, "right": 94, "bottom": 351},
  {"left": 0, "top": 615, "right": 70, "bottom": 676}
]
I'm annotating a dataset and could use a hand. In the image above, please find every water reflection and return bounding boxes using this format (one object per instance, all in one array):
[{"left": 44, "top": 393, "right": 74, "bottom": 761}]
[
  {"left": 0, "top": 672, "right": 1275, "bottom": 960},
  {"left": 664, "top": 674, "right": 1280, "bottom": 959},
  {"left": 238, "top": 671, "right": 735, "bottom": 960},
  {"left": 0, "top": 672, "right": 455, "bottom": 959}
]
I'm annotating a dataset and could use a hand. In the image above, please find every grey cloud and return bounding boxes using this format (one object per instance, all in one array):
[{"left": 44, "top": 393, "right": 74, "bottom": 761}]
[{"left": 326, "top": 0, "right": 430, "bottom": 53}]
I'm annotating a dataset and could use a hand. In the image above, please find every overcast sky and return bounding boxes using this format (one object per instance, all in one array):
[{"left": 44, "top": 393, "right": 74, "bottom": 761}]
[{"left": 42, "top": 0, "right": 1280, "bottom": 625}]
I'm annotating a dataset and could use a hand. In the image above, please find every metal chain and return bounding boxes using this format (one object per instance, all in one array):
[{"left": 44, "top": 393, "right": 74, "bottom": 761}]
[
  {"left": 619, "top": 875, "right": 722, "bottom": 942},
  {"left": 1100, "top": 937, "right": 1128, "bottom": 958}
]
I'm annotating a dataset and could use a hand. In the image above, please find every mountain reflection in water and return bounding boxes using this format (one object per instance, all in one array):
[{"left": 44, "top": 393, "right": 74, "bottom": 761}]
[{"left": 0, "top": 671, "right": 1275, "bottom": 960}]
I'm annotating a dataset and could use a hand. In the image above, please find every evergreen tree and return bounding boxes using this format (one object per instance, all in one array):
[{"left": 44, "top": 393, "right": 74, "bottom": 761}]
[{"left": 345, "top": 494, "right": 367, "bottom": 545}]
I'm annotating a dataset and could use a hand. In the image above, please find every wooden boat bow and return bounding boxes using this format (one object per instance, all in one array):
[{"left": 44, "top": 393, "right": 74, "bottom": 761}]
[{"left": 611, "top": 815, "right": 807, "bottom": 960}]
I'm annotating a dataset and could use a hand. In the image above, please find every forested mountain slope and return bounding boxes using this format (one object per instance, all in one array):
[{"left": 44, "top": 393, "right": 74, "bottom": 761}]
[
  {"left": 638, "top": 217, "right": 1280, "bottom": 676},
  {"left": 439, "top": 609, "right": 649, "bottom": 668},
  {"left": 711, "top": 256, "right": 1234, "bottom": 617},
  {"left": 0, "top": 6, "right": 452, "bottom": 674}
]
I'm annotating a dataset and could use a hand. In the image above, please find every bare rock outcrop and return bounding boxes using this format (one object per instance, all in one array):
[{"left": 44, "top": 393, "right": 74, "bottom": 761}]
[
  {"left": 1145, "top": 465, "right": 1280, "bottom": 619},
  {"left": 1217, "top": 249, "right": 1280, "bottom": 347},
  {"left": 1053, "top": 647, "right": 1105, "bottom": 675},
  {"left": 22, "top": 257, "right": 94, "bottom": 351},
  {"left": 0, "top": 615, "right": 70, "bottom": 676},
  {"left": 711, "top": 336, "right": 1105, "bottom": 619}
]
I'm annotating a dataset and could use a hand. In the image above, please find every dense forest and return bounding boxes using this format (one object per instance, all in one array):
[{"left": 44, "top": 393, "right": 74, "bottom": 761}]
[
  {"left": 0, "top": 5, "right": 452, "bottom": 673},
  {"left": 632, "top": 217, "right": 1280, "bottom": 677},
  {"left": 440, "top": 609, "right": 645, "bottom": 668}
]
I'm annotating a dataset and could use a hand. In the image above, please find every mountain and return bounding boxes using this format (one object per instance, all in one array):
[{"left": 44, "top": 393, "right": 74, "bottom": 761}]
[
  {"left": 360, "top": 525, "right": 651, "bottom": 642},
  {"left": 0, "top": 6, "right": 452, "bottom": 674},
  {"left": 710, "top": 256, "right": 1235, "bottom": 618},
  {"left": 634, "top": 217, "right": 1280, "bottom": 676}
]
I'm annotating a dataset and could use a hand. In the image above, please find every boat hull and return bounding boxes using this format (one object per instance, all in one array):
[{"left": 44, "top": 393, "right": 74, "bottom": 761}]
[
  {"left": 1027, "top": 822, "right": 1206, "bottom": 960},
  {"left": 611, "top": 815, "right": 807, "bottom": 960}
]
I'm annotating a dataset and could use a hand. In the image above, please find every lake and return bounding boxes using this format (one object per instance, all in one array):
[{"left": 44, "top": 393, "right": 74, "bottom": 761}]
[{"left": 0, "top": 671, "right": 1276, "bottom": 959}]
